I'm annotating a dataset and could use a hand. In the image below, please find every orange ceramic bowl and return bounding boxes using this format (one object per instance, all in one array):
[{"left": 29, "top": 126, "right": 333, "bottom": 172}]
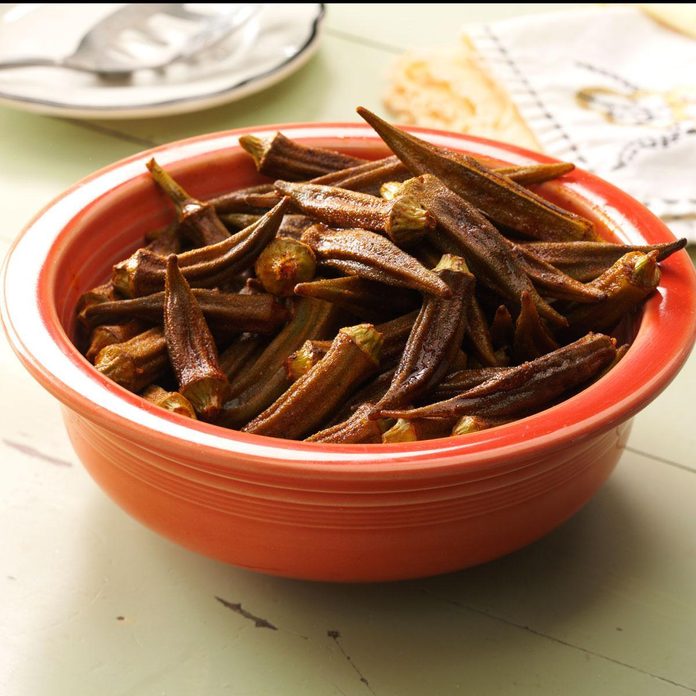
[{"left": 3, "top": 124, "right": 695, "bottom": 582}]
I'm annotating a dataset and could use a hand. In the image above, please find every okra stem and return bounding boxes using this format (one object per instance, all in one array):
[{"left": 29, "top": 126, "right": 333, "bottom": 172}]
[
  {"left": 284, "top": 339, "right": 329, "bottom": 381},
  {"left": 512, "top": 290, "right": 559, "bottom": 362},
  {"left": 147, "top": 158, "right": 229, "bottom": 247},
  {"left": 381, "top": 417, "right": 456, "bottom": 443},
  {"left": 255, "top": 237, "right": 316, "bottom": 296},
  {"left": 452, "top": 415, "right": 506, "bottom": 435},
  {"left": 142, "top": 385, "right": 197, "bottom": 420}
]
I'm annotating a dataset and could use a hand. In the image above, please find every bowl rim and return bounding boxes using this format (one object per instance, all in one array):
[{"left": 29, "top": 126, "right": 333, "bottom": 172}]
[{"left": 2, "top": 122, "right": 696, "bottom": 477}]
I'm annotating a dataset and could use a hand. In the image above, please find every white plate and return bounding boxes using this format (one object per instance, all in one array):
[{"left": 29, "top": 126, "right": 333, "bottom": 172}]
[{"left": 0, "top": 3, "right": 324, "bottom": 119}]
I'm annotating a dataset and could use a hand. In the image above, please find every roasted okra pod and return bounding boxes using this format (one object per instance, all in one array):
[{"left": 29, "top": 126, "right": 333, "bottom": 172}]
[
  {"left": 357, "top": 107, "right": 596, "bottom": 242},
  {"left": 522, "top": 238, "right": 686, "bottom": 282},
  {"left": 240, "top": 132, "right": 365, "bottom": 180},
  {"left": 380, "top": 333, "right": 617, "bottom": 421},
  {"left": 81, "top": 289, "right": 289, "bottom": 336},
  {"left": 275, "top": 180, "right": 434, "bottom": 246},
  {"left": 113, "top": 198, "right": 290, "bottom": 297},
  {"left": 294, "top": 276, "right": 418, "bottom": 321},
  {"left": 371, "top": 255, "right": 474, "bottom": 416},
  {"left": 301, "top": 224, "right": 451, "bottom": 298},
  {"left": 163, "top": 255, "right": 229, "bottom": 421},
  {"left": 564, "top": 251, "right": 661, "bottom": 337},
  {"left": 94, "top": 327, "right": 169, "bottom": 393},
  {"left": 243, "top": 324, "right": 383, "bottom": 439}
]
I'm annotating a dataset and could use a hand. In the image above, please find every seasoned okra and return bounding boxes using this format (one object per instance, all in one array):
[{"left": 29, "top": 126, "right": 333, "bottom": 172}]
[{"left": 81, "top": 109, "right": 674, "bottom": 445}]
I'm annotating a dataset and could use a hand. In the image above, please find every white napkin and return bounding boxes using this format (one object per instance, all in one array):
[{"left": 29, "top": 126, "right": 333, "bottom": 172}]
[{"left": 468, "top": 6, "right": 696, "bottom": 242}]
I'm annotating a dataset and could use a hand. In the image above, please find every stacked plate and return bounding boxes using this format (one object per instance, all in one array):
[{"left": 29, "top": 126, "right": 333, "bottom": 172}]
[{"left": 0, "top": 3, "right": 324, "bottom": 118}]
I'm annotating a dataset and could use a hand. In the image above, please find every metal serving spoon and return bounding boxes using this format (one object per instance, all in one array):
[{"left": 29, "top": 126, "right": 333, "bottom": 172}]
[{"left": 0, "top": 3, "right": 259, "bottom": 76}]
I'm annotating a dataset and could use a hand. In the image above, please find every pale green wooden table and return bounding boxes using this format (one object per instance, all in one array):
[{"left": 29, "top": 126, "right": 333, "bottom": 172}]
[{"left": 1, "top": 5, "right": 695, "bottom": 695}]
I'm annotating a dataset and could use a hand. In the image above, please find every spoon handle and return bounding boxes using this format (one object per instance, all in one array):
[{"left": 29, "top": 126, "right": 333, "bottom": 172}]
[{"left": 0, "top": 57, "right": 72, "bottom": 71}]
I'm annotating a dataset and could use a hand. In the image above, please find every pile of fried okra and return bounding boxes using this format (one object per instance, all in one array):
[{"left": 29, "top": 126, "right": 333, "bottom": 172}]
[{"left": 76, "top": 107, "right": 686, "bottom": 443}]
